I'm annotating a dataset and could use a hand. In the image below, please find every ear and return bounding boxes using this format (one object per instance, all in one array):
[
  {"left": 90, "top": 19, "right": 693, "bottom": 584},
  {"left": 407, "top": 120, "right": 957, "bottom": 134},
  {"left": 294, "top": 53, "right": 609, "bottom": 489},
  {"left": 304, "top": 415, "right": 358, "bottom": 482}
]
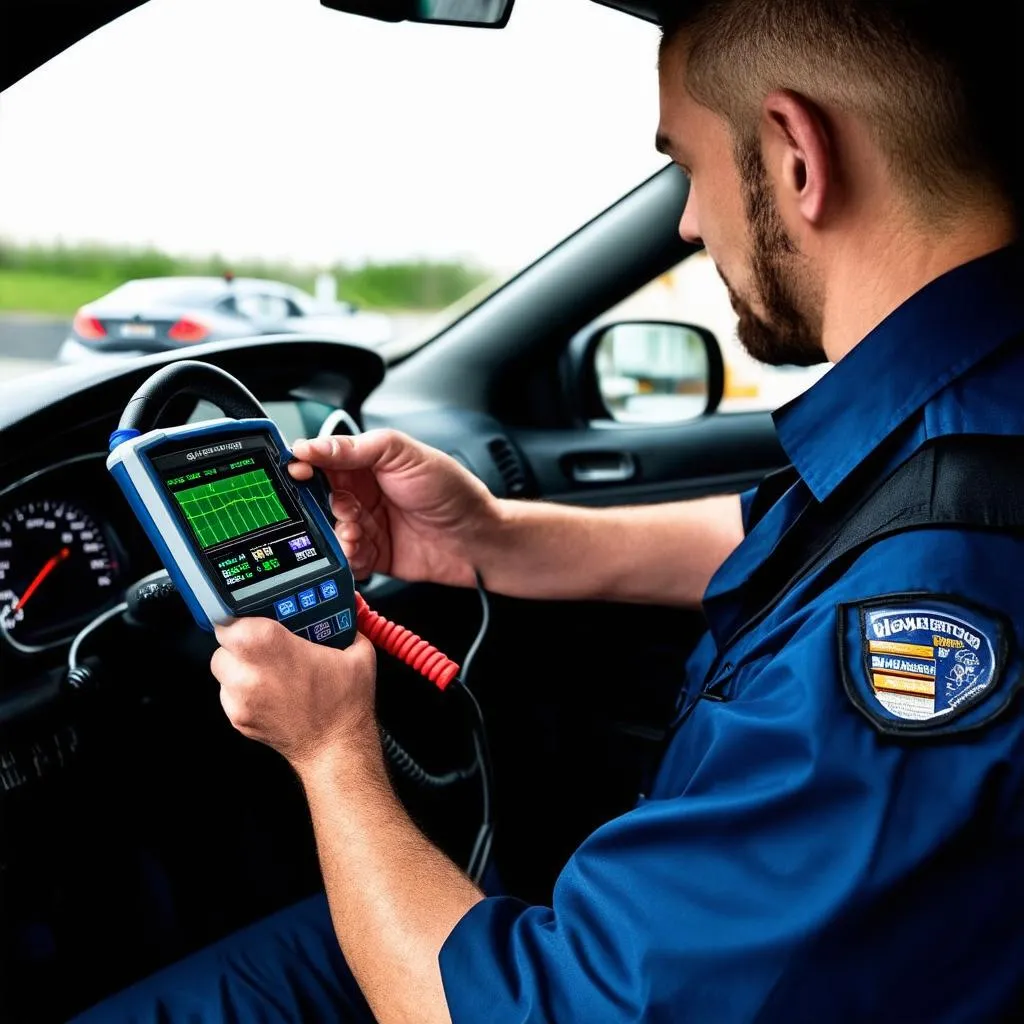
[{"left": 760, "top": 90, "right": 832, "bottom": 226}]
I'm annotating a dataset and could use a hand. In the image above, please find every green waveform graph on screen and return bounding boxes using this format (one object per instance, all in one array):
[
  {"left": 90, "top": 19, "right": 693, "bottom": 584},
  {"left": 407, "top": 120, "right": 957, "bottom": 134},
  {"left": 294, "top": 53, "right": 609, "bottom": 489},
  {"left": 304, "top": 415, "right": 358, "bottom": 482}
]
[{"left": 172, "top": 469, "right": 290, "bottom": 549}]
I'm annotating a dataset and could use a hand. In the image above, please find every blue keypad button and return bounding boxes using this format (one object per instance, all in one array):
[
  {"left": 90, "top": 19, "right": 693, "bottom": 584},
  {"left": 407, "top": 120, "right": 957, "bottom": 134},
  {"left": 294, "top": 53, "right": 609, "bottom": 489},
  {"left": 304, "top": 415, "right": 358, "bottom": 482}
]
[
  {"left": 298, "top": 587, "right": 318, "bottom": 610},
  {"left": 274, "top": 596, "right": 299, "bottom": 620},
  {"left": 319, "top": 579, "right": 339, "bottom": 601},
  {"left": 337, "top": 608, "right": 352, "bottom": 631},
  {"left": 310, "top": 617, "right": 336, "bottom": 643}
]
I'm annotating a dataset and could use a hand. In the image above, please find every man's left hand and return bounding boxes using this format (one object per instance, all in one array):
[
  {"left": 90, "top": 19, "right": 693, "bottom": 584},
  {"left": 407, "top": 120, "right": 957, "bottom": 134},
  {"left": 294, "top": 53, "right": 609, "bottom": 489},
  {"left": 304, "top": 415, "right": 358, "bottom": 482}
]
[{"left": 211, "top": 617, "right": 378, "bottom": 772}]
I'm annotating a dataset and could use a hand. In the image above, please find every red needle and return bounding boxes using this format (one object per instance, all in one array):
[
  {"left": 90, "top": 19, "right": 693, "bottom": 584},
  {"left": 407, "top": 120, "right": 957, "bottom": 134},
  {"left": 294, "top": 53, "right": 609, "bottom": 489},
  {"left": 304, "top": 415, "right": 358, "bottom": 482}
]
[{"left": 13, "top": 546, "right": 71, "bottom": 611}]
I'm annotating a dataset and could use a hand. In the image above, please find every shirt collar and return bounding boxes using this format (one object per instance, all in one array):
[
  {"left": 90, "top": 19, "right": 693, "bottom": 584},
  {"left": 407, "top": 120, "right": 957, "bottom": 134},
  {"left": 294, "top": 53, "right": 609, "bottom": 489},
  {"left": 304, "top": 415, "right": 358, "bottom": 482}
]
[{"left": 773, "top": 245, "right": 1024, "bottom": 502}]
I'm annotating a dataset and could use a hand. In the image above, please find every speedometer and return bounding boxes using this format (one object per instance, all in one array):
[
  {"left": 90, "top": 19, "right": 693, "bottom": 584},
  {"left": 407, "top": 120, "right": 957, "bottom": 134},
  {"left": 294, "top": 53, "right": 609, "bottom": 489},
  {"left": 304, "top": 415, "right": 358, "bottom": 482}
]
[{"left": 0, "top": 500, "right": 122, "bottom": 650}]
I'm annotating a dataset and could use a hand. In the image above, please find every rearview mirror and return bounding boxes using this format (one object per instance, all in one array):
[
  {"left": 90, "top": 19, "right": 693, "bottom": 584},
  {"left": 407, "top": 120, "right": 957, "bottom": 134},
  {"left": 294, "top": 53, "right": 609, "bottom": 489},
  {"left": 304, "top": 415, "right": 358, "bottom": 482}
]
[
  {"left": 568, "top": 321, "right": 725, "bottom": 425},
  {"left": 320, "top": 0, "right": 514, "bottom": 28}
]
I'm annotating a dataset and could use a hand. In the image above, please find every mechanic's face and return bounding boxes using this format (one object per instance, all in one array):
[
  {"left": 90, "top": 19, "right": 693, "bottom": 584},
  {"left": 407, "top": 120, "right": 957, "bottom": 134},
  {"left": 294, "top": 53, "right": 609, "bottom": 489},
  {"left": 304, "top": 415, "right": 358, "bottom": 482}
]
[{"left": 657, "top": 43, "right": 823, "bottom": 367}]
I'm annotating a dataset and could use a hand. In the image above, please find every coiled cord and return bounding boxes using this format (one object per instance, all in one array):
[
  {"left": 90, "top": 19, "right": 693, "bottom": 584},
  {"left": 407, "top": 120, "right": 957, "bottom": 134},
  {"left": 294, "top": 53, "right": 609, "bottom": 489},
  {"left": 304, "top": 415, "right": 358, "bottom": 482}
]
[
  {"left": 379, "top": 726, "right": 477, "bottom": 789},
  {"left": 355, "top": 591, "right": 460, "bottom": 690},
  {"left": 58, "top": 573, "right": 494, "bottom": 881},
  {"left": 361, "top": 573, "right": 495, "bottom": 885}
]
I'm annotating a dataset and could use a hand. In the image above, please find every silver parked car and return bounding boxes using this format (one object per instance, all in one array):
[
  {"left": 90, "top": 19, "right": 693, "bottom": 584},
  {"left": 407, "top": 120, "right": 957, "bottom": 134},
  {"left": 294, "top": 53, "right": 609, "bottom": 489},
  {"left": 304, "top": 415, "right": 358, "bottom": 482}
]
[{"left": 57, "top": 275, "right": 393, "bottom": 362}]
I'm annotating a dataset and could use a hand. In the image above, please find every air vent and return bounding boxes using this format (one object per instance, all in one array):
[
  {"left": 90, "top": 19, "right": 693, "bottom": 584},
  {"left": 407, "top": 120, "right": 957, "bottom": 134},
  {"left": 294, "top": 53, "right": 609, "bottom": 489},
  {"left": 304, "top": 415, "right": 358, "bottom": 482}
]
[{"left": 488, "top": 437, "right": 529, "bottom": 497}]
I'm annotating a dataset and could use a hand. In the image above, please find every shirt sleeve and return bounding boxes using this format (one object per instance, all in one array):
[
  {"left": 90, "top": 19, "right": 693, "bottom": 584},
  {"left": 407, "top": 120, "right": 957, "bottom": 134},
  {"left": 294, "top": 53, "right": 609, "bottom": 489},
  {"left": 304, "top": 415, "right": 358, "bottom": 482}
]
[
  {"left": 440, "top": 698, "right": 879, "bottom": 1022},
  {"left": 438, "top": 528, "right": 1024, "bottom": 1024}
]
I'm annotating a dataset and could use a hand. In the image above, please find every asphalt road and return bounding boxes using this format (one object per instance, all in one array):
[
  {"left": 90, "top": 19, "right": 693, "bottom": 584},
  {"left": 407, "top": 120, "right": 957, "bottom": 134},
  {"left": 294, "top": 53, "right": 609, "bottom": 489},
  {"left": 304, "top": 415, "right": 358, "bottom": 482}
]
[
  {"left": 0, "top": 314, "right": 68, "bottom": 360},
  {"left": 0, "top": 315, "right": 65, "bottom": 381}
]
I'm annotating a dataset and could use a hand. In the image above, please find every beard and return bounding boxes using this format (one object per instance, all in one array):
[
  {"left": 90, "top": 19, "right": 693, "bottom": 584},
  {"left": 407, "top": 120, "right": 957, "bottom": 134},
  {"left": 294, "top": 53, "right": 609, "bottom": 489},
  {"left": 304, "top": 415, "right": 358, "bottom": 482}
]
[{"left": 722, "top": 140, "right": 826, "bottom": 368}]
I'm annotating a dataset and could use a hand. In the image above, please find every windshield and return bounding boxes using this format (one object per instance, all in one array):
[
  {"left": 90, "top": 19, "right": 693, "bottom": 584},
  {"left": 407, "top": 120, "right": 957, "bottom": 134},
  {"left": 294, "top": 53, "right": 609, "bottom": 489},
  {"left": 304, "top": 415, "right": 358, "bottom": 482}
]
[{"left": 0, "top": 0, "right": 665, "bottom": 378}]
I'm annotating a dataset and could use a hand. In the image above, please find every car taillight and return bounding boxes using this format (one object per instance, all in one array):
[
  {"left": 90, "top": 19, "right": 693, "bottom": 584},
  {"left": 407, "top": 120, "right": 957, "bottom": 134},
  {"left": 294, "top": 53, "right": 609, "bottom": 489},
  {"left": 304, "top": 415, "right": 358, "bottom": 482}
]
[
  {"left": 167, "top": 318, "right": 210, "bottom": 343},
  {"left": 73, "top": 312, "right": 106, "bottom": 340}
]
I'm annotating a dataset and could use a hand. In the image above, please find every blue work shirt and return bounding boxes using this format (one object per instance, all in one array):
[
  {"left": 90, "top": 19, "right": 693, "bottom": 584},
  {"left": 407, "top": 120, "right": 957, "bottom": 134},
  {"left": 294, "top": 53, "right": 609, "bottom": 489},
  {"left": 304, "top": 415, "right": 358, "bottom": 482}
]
[{"left": 440, "top": 246, "right": 1024, "bottom": 1023}]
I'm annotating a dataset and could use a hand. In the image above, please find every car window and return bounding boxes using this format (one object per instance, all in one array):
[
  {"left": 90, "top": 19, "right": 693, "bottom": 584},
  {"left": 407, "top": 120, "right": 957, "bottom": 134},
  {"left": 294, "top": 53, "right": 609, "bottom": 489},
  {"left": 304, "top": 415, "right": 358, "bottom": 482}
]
[
  {"left": 595, "top": 250, "right": 831, "bottom": 415},
  {"left": 234, "top": 293, "right": 292, "bottom": 322},
  {"left": 0, "top": 0, "right": 664, "bottom": 381},
  {"left": 283, "top": 287, "right": 313, "bottom": 317}
]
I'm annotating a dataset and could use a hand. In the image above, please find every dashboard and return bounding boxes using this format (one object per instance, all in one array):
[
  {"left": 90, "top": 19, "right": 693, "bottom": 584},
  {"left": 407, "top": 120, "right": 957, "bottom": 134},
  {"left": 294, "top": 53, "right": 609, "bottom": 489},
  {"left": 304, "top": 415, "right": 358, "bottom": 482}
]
[
  {"left": 0, "top": 399, "right": 332, "bottom": 655},
  {"left": 0, "top": 336, "right": 519, "bottom": 734},
  {"left": 0, "top": 337, "right": 390, "bottom": 729},
  {"left": 0, "top": 329, "right": 545, "bottom": 871},
  {"left": 0, "top": 337, "right": 451, "bottom": 1021}
]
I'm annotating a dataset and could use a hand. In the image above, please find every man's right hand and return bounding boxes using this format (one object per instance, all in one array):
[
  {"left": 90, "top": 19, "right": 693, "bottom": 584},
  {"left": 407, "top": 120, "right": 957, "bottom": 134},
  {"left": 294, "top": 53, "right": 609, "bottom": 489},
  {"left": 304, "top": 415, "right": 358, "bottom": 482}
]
[{"left": 288, "top": 430, "right": 501, "bottom": 587}]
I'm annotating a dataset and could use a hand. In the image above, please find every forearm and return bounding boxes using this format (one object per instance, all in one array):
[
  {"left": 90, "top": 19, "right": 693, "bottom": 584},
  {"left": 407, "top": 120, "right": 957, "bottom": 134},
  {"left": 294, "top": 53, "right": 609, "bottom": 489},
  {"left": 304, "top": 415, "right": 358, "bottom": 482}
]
[
  {"left": 299, "top": 730, "right": 483, "bottom": 1024},
  {"left": 473, "top": 493, "right": 744, "bottom": 608}
]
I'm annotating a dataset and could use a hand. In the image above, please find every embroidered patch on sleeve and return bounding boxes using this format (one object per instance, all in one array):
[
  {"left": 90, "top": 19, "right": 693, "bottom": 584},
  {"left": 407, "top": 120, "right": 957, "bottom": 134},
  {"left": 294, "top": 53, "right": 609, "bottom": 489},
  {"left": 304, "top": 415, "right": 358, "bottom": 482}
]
[{"left": 838, "top": 594, "right": 1019, "bottom": 737}]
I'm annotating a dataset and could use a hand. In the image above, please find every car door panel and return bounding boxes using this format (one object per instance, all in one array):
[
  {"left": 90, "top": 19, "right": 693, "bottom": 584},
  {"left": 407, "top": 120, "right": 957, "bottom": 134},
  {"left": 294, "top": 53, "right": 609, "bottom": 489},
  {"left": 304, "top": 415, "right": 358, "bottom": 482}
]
[{"left": 510, "top": 412, "right": 786, "bottom": 506}]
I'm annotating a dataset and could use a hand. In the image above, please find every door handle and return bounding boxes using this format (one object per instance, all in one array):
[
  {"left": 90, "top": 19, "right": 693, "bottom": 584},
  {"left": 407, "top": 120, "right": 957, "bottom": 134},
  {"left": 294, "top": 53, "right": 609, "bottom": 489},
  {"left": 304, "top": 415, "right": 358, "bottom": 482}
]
[{"left": 567, "top": 452, "right": 637, "bottom": 483}]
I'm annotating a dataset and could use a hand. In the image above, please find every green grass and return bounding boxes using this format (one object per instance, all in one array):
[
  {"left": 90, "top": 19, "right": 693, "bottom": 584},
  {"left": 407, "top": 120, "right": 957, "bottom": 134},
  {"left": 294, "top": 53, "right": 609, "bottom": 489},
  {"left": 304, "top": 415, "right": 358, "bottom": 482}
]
[
  {"left": 0, "top": 270, "right": 119, "bottom": 316},
  {"left": 0, "top": 242, "right": 495, "bottom": 315}
]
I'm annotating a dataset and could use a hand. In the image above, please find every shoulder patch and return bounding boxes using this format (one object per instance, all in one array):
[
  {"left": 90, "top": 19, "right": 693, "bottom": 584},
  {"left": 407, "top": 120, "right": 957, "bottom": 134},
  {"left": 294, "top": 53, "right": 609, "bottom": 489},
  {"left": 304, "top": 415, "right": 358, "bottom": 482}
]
[{"left": 837, "top": 593, "right": 1020, "bottom": 738}]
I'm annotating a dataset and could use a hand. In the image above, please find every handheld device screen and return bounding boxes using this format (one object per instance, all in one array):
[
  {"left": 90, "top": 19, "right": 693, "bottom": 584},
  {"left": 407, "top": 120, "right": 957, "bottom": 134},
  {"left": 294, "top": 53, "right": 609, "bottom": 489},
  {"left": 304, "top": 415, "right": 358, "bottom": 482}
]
[{"left": 151, "top": 435, "right": 340, "bottom": 610}]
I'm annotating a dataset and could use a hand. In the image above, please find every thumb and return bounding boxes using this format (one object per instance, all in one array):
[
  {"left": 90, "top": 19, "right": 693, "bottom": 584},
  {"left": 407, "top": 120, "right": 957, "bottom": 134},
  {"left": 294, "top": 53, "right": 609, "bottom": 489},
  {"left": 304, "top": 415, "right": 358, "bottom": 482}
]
[{"left": 292, "top": 430, "right": 407, "bottom": 474}]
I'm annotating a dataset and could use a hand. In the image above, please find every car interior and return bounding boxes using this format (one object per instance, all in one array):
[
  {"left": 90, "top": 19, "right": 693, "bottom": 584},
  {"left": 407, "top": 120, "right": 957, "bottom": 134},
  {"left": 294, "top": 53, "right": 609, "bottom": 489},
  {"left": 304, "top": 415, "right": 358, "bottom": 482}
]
[{"left": 0, "top": 2, "right": 805, "bottom": 1020}]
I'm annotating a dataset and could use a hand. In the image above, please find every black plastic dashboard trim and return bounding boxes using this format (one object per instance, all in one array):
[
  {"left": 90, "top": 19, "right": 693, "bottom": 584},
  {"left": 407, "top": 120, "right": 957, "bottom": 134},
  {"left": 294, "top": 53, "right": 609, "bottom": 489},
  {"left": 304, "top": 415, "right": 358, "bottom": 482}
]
[
  {"left": 0, "top": 451, "right": 110, "bottom": 502},
  {"left": 0, "top": 335, "right": 385, "bottom": 441}
]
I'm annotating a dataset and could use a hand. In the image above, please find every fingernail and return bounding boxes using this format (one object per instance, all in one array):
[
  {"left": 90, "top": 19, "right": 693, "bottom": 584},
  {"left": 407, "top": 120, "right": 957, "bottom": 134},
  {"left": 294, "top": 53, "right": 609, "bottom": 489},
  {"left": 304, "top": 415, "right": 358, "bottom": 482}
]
[{"left": 312, "top": 438, "right": 333, "bottom": 456}]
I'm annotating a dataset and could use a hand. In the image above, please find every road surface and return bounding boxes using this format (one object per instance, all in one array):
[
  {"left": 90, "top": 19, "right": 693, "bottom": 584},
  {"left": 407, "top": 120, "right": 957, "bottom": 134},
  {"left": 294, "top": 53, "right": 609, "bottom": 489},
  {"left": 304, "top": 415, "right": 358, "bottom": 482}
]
[{"left": 0, "top": 314, "right": 68, "bottom": 360}]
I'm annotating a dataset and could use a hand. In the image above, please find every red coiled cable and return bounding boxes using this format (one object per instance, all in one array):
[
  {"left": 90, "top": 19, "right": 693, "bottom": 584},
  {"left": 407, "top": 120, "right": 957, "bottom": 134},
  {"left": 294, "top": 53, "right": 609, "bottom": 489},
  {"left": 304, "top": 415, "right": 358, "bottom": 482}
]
[{"left": 355, "top": 591, "right": 460, "bottom": 691}]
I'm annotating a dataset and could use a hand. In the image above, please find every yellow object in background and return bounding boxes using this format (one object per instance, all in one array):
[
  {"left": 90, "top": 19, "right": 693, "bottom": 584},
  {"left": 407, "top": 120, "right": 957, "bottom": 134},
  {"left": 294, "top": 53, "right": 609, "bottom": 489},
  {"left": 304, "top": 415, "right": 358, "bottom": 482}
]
[{"left": 723, "top": 361, "right": 760, "bottom": 399}]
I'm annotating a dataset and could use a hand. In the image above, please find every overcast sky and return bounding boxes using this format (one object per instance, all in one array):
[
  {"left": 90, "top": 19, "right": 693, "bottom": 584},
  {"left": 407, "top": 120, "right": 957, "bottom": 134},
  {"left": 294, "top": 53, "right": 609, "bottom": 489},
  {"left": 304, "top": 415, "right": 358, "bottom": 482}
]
[{"left": 0, "top": 0, "right": 666, "bottom": 271}]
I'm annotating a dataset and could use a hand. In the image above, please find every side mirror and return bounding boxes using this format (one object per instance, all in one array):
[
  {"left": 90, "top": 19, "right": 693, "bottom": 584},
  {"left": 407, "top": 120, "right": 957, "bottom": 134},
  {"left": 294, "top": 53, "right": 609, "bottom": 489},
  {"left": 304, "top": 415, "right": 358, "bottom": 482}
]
[{"left": 567, "top": 321, "right": 725, "bottom": 425}]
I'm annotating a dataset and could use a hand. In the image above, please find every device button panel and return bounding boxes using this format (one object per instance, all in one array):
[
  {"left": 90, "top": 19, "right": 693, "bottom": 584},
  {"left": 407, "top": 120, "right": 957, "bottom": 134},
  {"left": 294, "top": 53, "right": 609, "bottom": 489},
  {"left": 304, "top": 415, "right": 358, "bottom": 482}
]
[{"left": 297, "top": 607, "right": 353, "bottom": 644}]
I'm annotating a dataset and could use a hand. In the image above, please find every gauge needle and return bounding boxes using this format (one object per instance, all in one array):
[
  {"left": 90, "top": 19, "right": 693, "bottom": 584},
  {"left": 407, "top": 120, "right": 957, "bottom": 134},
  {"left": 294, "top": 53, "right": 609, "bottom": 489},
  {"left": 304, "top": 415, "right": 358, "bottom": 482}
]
[{"left": 13, "top": 546, "right": 71, "bottom": 612}]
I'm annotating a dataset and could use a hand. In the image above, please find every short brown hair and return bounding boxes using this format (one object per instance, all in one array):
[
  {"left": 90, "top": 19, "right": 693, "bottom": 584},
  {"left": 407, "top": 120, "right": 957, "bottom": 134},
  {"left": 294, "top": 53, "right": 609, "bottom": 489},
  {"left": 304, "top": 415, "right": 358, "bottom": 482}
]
[{"left": 660, "top": 0, "right": 1020, "bottom": 221}]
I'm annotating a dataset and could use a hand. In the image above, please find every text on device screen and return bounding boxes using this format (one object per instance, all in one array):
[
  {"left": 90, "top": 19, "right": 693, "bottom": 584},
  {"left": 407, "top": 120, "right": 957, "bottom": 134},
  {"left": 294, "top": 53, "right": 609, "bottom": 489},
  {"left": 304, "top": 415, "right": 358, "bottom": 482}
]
[{"left": 151, "top": 436, "right": 338, "bottom": 607}]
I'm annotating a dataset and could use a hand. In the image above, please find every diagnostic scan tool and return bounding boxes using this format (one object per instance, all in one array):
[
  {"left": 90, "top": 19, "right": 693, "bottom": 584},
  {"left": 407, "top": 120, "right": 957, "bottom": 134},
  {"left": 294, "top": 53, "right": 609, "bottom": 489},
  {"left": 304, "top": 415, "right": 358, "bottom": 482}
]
[{"left": 106, "top": 361, "right": 355, "bottom": 649}]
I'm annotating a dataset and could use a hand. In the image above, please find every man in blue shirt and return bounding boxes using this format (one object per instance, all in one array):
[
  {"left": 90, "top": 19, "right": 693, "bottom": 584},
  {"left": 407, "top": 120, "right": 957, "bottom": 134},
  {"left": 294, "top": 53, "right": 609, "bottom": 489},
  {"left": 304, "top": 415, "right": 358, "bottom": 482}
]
[{"left": 76, "top": 0, "right": 1023, "bottom": 1021}]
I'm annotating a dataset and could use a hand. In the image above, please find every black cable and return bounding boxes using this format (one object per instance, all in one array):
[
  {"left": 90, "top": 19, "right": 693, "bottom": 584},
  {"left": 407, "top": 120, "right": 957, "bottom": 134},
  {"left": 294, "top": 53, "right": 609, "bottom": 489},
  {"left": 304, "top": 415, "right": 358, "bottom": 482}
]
[
  {"left": 372, "top": 570, "right": 493, "bottom": 885},
  {"left": 322, "top": 413, "right": 480, "bottom": 793},
  {"left": 375, "top": 570, "right": 491, "bottom": 797},
  {"left": 460, "top": 568, "right": 491, "bottom": 684},
  {"left": 460, "top": 682, "right": 494, "bottom": 885},
  {"left": 379, "top": 726, "right": 477, "bottom": 789},
  {"left": 456, "top": 570, "right": 495, "bottom": 887}
]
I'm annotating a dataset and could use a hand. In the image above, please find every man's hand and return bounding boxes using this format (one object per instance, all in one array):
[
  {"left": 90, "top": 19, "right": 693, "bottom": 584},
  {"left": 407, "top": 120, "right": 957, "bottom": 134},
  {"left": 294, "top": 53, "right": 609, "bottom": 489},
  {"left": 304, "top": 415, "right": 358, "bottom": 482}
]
[
  {"left": 288, "top": 430, "right": 501, "bottom": 587},
  {"left": 288, "top": 430, "right": 745, "bottom": 609},
  {"left": 211, "top": 617, "right": 378, "bottom": 772},
  {"left": 212, "top": 615, "right": 481, "bottom": 1024}
]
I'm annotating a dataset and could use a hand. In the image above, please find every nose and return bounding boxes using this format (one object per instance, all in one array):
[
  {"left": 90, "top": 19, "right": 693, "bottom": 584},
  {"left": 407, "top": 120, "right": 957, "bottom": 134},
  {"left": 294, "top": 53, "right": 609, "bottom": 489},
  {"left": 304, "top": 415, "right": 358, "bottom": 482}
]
[{"left": 678, "top": 186, "right": 702, "bottom": 245}]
